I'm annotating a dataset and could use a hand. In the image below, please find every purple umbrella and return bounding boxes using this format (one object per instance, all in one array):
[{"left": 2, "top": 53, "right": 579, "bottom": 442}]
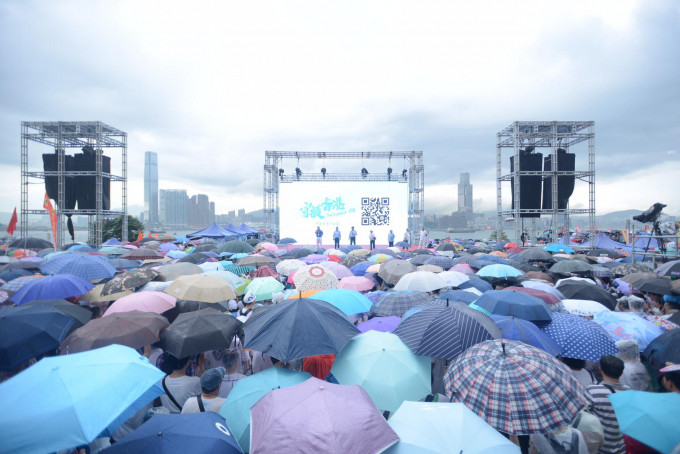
[
  {"left": 318, "top": 262, "right": 354, "bottom": 279},
  {"left": 250, "top": 377, "right": 399, "bottom": 454},
  {"left": 10, "top": 274, "right": 94, "bottom": 306},
  {"left": 302, "top": 254, "right": 329, "bottom": 264},
  {"left": 357, "top": 316, "right": 401, "bottom": 333}
]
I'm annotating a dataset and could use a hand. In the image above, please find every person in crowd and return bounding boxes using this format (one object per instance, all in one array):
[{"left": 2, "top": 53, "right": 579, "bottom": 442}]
[
  {"left": 585, "top": 355, "right": 630, "bottom": 454},
  {"left": 529, "top": 424, "right": 589, "bottom": 454},
  {"left": 419, "top": 226, "right": 428, "bottom": 247},
  {"left": 387, "top": 230, "right": 395, "bottom": 247},
  {"left": 227, "top": 299, "right": 241, "bottom": 317},
  {"left": 333, "top": 227, "right": 341, "bottom": 249},
  {"left": 237, "top": 291, "right": 257, "bottom": 322},
  {"left": 159, "top": 353, "right": 202, "bottom": 414},
  {"left": 663, "top": 294, "right": 680, "bottom": 315},
  {"left": 349, "top": 226, "right": 357, "bottom": 245},
  {"left": 559, "top": 356, "right": 596, "bottom": 388},
  {"left": 644, "top": 292, "right": 664, "bottom": 315},
  {"left": 218, "top": 349, "right": 247, "bottom": 398},
  {"left": 273, "top": 358, "right": 303, "bottom": 371},
  {"left": 369, "top": 230, "right": 376, "bottom": 250},
  {"left": 659, "top": 363, "right": 680, "bottom": 393},
  {"left": 403, "top": 228, "right": 410, "bottom": 246},
  {"left": 571, "top": 409, "right": 605, "bottom": 454},
  {"left": 315, "top": 226, "right": 323, "bottom": 248},
  {"left": 615, "top": 297, "right": 630, "bottom": 312},
  {"left": 627, "top": 296, "right": 645, "bottom": 315},
  {"left": 615, "top": 340, "right": 651, "bottom": 391},
  {"left": 181, "top": 367, "right": 226, "bottom": 414}
]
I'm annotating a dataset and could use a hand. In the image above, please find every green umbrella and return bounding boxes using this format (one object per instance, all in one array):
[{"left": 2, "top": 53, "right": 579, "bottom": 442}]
[
  {"left": 246, "top": 276, "right": 284, "bottom": 301},
  {"left": 218, "top": 240, "right": 254, "bottom": 254},
  {"left": 331, "top": 330, "right": 431, "bottom": 413}
]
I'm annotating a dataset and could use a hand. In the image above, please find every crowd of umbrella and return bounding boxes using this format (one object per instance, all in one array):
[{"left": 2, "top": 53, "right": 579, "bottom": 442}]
[{"left": 0, "top": 234, "right": 679, "bottom": 454}]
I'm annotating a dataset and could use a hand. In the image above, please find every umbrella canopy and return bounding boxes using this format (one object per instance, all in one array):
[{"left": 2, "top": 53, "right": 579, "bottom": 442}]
[
  {"left": 160, "top": 308, "right": 244, "bottom": 358},
  {"left": 250, "top": 377, "right": 399, "bottom": 454},
  {"left": 331, "top": 331, "right": 431, "bottom": 412},
  {"left": 0, "top": 273, "right": 42, "bottom": 292},
  {"left": 386, "top": 401, "right": 520, "bottom": 454},
  {"left": 292, "top": 265, "right": 339, "bottom": 292},
  {"left": 357, "top": 316, "right": 401, "bottom": 333},
  {"left": 39, "top": 253, "right": 116, "bottom": 281},
  {"left": 106, "top": 411, "right": 243, "bottom": 454},
  {"left": 0, "top": 344, "right": 164, "bottom": 454},
  {"left": 275, "top": 259, "right": 306, "bottom": 276},
  {"left": 620, "top": 271, "right": 660, "bottom": 286},
  {"left": 313, "top": 288, "right": 373, "bottom": 316},
  {"left": 0, "top": 305, "right": 75, "bottom": 370},
  {"left": 377, "top": 259, "right": 417, "bottom": 285},
  {"left": 341, "top": 254, "right": 369, "bottom": 268},
  {"left": 252, "top": 265, "right": 278, "bottom": 278},
  {"left": 518, "top": 248, "right": 555, "bottom": 263},
  {"left": 121, "top": 247, "right": 162, "bottom": 260},
  {"left": 437, "top": 270, "right": 470, "bottom": 288},
  {"left": 283, "top": 247, "right": 314, "bottom": 259},
  {"left": 637, "top": 277, "right": 673, "bottom": 295},
  {"left": 337, "top": 275, "right": 376, "bottom": 292},
  {"left": 654, "top": 259, "right": 680, "bottom": 277},
  {"left": 474, "top": 290, "right": 553, "bottom": 321},
  {"left": 438, "top": 289, "right": 479, "bottom": 305},
  {"left": 79, "top": 283, "right": 132, "bottom": 303},
  {"left": 101, "top": 268, "right": 159, "bottom": 296},
  {"left": 444, "top": 340, "right": 589, "bottom": 435},
  {"left": 524, "top": 271, "right": 554, "bottom": 283},
  {"left": 203, "top": 269, "right": 246, "bottom": 288},
  {"left": 561, "top": 298, "right": 610, "bottom": 317},
  {"left": 24, "top": 299, "right": 92, "bottom": 326},
  {"left": 544, "top": 243, "right": 574, "bottom": 253},
  {"left": 370, "top": 291, "right": 434, "bottom": 317},
  {"left": 103, "top": 291, "right": 177, "bottom": 316},
  {"left": 555, "top": 280, "right": 617, "bottom": 309},
  {"left": 246, "top": 276, "right": 284, "bottom": 301},
  {"left": 243, "top": 298, "right": 359, "bottom": 361},
  {"left": 8, "top": 237, "right": 54, "bottom": 250},
  {"left": 477, "top": 264, "right": 524, "bottom": 279},
  {"left": 394, "top": 302, "right": 500, "bottom": 360},
  {"left": 394, "top": 271, "right": 448, "bottom": 292},
  {"left": 106, "top": 258, "right": 142, "bottom": 270},
  {"left": 219, "top": 368, "right": 311, "bottom": 452},
  {"left": 521, "top": 280, "right": 565, "bottom": 298},
  {"left": 549, "top": 260, "right": 593, "bottom": 274},
  {"left": 611, "top": 263, "right": 654, "bottom": 276},
  {"left": 156, "top": 262, "right": 203, "bottom": 281},
  {"left": 459, "top": 276, "right": 494, "bottom": 293},
  {"left": 61, "top": 311, "right": 169, "bottom": 354},
  {"left": 164, "top": 274, "right": 236, "bottom": 303},
  {"left": 10, "top": 274, "right": 94, "bottom": 305},
  {"left": 491, "top": 315, "right": 562, "bottom": 356},
  {"left": 609, "top": 391, "right": 680, "bottom": 454},
  {"left": 237, "top": 255, "right": 275, "bottom": 268},
  {"left": 216, "top": 240, "right": 254, "bottom": 254},
  {"left": 643, "top": 329, "right": 680, "bottom": 370},
  {"left": 540, "top": 312, "right": 618, "bottom": 361},
  {"left": 593, "top": 311, "right": 664, "bottom": 350},
  {"left": 318, "top": 261, "right": 353, "bottom": 279}
]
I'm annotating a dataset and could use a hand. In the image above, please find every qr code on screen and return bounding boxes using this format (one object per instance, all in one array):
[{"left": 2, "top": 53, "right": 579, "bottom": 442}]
[{"left": 361, "top": 197, "right": 390, "bottom": 226}]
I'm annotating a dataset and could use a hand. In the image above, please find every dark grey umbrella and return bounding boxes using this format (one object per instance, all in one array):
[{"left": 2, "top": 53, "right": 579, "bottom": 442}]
[
  {"left": 637, "top": 278, "right": 673, "bottom": 296},
  {"left": 218, "top": 240, "right": 255, "bottom": 254},
  {"left": 370, "top": 291, "right": 434, "bottom": 317},
  {"left": 518, "top": 249, "right": 555, "bottom": 263},
  {"left": 177, "top": 252, "right": 211, "bottom": 264},
  {"left": 160, "top": 308, "right": 244, "bottom": 358},
  {"left": 283, "top": 248, "right": 314, "bottom": 259},
  {"left": 549, "top": 260, "right": 593, "bottom": 274},
  {"left": 555, "top": 280, "right": 617, "bottom": 309},
  {"left": 8, "top": 237, "right": 54, "bottom": 250},
  {"left": 411, "top": 249, "right": 433, "bottom": 256},
  {"left": 193, "top": 244, "right": 218, "bottom": 253},
  {"left": 25, "top": 299, "right": 93, "bottom": 327},
  {"left": 377, "top": 260, "right": 416, "bottom": 285},
  {"left": 409, "top": 255, "right": 431, "bottom": 266}
]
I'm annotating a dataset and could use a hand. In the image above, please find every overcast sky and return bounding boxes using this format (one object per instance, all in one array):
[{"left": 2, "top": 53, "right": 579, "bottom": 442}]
[{"left": 1, "top": 0, "right": 678, "bottom": 220}]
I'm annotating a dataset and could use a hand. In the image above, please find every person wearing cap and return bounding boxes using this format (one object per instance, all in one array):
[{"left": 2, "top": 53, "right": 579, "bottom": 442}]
[
  {"left": 181, "top": 368, "right": 226, "bottom": 414},
  {"left": 659, "top": 363, "right": 680, "bottom": 394},
  {"left": 227, "top": 299, "right": 241, "bottom": 317},
  {"left": 238, "top": 291, "right": 257, "bottom": 322}
]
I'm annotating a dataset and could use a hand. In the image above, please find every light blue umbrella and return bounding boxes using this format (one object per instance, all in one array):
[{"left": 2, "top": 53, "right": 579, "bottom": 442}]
[
  {"left": 476, "top": 264, "right": 524, "bottom": 279},
  {"left": 219, "top": 367, "right": 311, "bottom": 452},
  {"left": 331, "top": 331, "right": 431, "bottom": 412},
  {"left": 313, "top": 288, "right": 373, "bottom": 315},
  {"left": 40, "top": 253, "right": 116, "bottom": 281},
  {"left": 0, "top": 344, "right": 164, "bottom": 454},
  {"left": 610, "top": 391, "right": 680, "bottom": 454},
  {"left": 166, "top": 250, "right": 187, "bottom": 259},
  {"left": 592, "top": 311, "right": 665, "bottom": 350},
  {"left": 386, "top": 402, "right": 520, "bottom": 454},
  {"left": 544, "top": 244, "right": 574, "bottom": 254}
]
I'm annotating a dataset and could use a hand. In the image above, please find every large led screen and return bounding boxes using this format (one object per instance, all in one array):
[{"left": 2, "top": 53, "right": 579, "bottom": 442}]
[{"left": 279, "top": 181, "right": 409, "bottom": 246}]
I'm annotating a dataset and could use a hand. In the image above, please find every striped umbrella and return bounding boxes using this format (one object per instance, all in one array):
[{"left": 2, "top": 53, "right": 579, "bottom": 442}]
[
  {"left": 424, "top": 256, "right": 454, "bottom": 270},
  {"left": 370, "top": 291, "right": 434, "bottom": 317},
  {"left": 539, "top": 312, "right": 618, "bottom": 361},
  {"left": 444, "top": 340, "right": 588, "bottom": 435},
  {"left": 40, "top": 253, "right": 116, "bottom": 281},
  {"left": 394, "top": 302, "right": 500, "bottom": 360}
]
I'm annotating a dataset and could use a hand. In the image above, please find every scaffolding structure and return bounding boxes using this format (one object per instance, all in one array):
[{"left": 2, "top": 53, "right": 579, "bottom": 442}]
[
  {"left": 496, "top": 121, "right": 595, "bottom": 245},
  {"left": 21, "top": 121, "right": 128, "bottom": 248},
  {"left": 264, "top": 151, "right": 424, "bottom": 237}
]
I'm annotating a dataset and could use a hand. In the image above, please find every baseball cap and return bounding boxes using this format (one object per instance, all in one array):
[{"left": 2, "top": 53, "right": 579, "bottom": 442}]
[
  {"left": 659, "top": 364, "right": 680, "bottom": 374},
  {"left": 243, "top": 291, "right": 256, "bottom": 305},
  {"left": 201, "top": 367, "right": 226, "bottom": 392}
]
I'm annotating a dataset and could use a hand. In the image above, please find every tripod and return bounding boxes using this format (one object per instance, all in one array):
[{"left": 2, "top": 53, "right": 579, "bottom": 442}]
[{"left": 643, "top": 221, "right": 667, "bottom": 255}]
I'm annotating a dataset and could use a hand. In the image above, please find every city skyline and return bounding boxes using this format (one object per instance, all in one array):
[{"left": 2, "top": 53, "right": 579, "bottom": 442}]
[{"left": 143, "top": 151, "right": 159, "bottom": 225}]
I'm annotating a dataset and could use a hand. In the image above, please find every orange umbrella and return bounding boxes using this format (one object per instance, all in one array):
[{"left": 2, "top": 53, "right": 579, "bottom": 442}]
[{"left": 286, "top": 289, "right": 320, "bottom": 299}]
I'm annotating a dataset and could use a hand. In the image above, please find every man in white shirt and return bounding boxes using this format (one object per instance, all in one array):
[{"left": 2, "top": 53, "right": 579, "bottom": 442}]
[
  {"left": 349, "top": 226, "right": 357, "bottom": 245},
  {"left": 403, "top": 228, "right": 410, "bottom": 246},
  {"left": 181, "top": 367, "right": 226, "bottom": 414},
  {"left": 333, "top": 227, "right": 341, "bottom": 249},
  {"left": 418, "top": 226, "right": 428, "bottom": 247}
]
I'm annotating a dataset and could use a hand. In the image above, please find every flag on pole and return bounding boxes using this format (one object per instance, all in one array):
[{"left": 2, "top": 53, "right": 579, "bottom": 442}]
[
  {"left": 136, "top": 231, "right": 144, "bottom": 242},
  {"left": 6, "top": 208, "right": 18, "bottom": 235},
  {"left": 43, "top": 194, "right": 58, "bottom": 247}
]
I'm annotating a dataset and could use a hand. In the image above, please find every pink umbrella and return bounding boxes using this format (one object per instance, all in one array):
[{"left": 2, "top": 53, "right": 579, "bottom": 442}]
[
  {"left": 253, "top": 266, "right": 278, "bottom": 279},
  {"left": 258, "top": 242, "right": 279, "bottom": 252},
  {"left": 338, "top": 276, "right": 375, "bottom": 292},
  {"left": 103, "top": 291, "right": 177, "bottom": 316},
  {"left": 319, "top": 262, "right": 354, "bottom": 279},
  {"left": 287, "top": 271, "right": 296, "bottom": 284},
  {"left": 451, "top": 264, "right": 475, "bottom": 275},
  {"left": 122, "top": 244, "right": 138, "bottom": 249}
]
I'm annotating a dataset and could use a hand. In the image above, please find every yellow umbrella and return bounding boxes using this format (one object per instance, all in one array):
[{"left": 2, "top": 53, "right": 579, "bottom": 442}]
[
  {"left": 164, "top": 274, "right": 236, "bottom": 303},
  {"left": 348, "top": 249, "right": 371, "bottom": 257},
  {"left": 366, "top": 264, "right": 381, "bottom": 273}
]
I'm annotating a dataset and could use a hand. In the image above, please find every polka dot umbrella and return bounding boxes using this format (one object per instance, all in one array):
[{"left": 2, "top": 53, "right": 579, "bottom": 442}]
[
  {"left": 539, "top": 312, "right": 618, "bottom": 361},
  {"left": 292, "top": 265, "right": 339, "bottom": 292}
]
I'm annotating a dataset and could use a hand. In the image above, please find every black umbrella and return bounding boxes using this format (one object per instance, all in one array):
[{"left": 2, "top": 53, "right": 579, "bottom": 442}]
[
  {"left": 518, "top": 249, "right": 555, "bottom": 263},
  {"left": 586, "top": 249, "right": 617, "bottom": 259},
  {"left": 218, "top": 240, "right": 255, "bottom": 254},
  {"left": 654, "top": 260, "right": 680, "bottom": 278},
  {"left": 193, "top": 244, "right": 218, "bottom": 253},
  {"left": 436, "top": 243, "right": 457, "bottom": 252},
  {"left": 243, "top": 298, "right": 359, "bottom": 361},
  {"left": 637, "top": 278, "right": 673, "bottom": 296},
  {"left": 643, "top": 329, "right": 680, "bottom": 371},
  {"left": 409, "top": 255, "right": 431, "bottom": 266},
  {"left": 8, "top": 237, "right": 54, "bottom": 250},
  {"left": 555, "top": 280, "right": 617, "bottom": 310},
  {"left": 246, "top": 238, "right": 260, "bottom": 246},
  {"left": 411, "top": 249, "right": 433, "bottom": 256},
  {"left": 177, "top": 252, "right": 211, "bottom": 264},
  {"left": 160, "top": 308, "right": 244, "bottom": 358},
  {"left": 283, "top": 248, "right": 314, "bottom": 259},
  {"left": 25, "top": 299, "right": 93, "bottom": 327},
  {"left": 393, "top": 302, "right": 500, "bottom": 360}
]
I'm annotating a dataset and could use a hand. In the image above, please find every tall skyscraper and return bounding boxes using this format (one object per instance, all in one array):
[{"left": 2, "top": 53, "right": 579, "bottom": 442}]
[
  {"left": 457, "top": 173, "right": 473, "bottom": 214},
  {"left": 188, "top": 194, "right": 211, "bottom": 226},
  {"left": 160, "top": 189, "right": 188, "bottom": 228},
  {"left": 144, "top": 151, "right": 159, "bottom": 225}
]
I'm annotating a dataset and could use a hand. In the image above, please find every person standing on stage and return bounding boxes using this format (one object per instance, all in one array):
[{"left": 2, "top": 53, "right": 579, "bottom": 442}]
[
  {"left": 315, "top": 226, "right": 323, "bottom": 248},
  {"left": 333, "top": 227, "right": 341, "bottom": 249},
  {"left": 403, "top": 228, "right": 410, "bottom": 246},
  {"left": 349, "top": 226, "right": 357, "bottom": 245},
  {"left": 369, "top": 230, "right": 376, "bottom": 250},
  {"left": 387, "top": 230, "right": 395, "bottom": 247},
  {"left": 418, "top": 226, "right": 428, "bottom": 247}
]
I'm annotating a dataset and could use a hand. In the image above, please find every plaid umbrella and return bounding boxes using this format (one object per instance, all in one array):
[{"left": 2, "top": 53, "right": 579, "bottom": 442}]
[
  {"left": 0, "top": 274, "right": 44, "bottom": 293},
  {"left": 539, "top": 312, "right": 618, "bottom": 361},
  {"left": 222, "top": 264, "right": 256, "bottom": 275},
  {"left": 394, "top": 302, "right": 500, "bottom": 360},
  {"left": 409, "top": 254, "right": 431, "bottom": 266},
  {"left": 424, "top": 256, "right": 455, "bottom": 270},
  {"left": 370, "top": 291, "right": 434, "bottom": 317},
  {"left": 444, "top": 339, "right": 589, "bottom": 435},
  {"left": 101, "top": 268, "right": 159, "bottom": 296},
  {"left": 377, "top": 259, "right": 416, "bottom": 285},
  {"left": 40, "top": 253, "right": 116, "bottom": 281},
  {"left": 292, "top": 265, "right": 339, "bottom": 292}
]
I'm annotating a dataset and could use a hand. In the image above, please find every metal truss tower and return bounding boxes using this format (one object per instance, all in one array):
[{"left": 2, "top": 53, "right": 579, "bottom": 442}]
[
  {"left": 21, "top": 121, "right": 128, "bottom": 248},
  {"left": 496, "top": 121, "right": 595, "bottom": 246},
  {"left": 264, "top": 151, "right": 424, "bottom": 237}
]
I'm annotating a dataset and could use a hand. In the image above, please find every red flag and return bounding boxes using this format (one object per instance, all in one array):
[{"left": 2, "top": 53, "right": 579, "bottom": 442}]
[
  {"left": 43, "top": 194, "right": 58, "bottom": 246},
  {"left": 6, "top": 208, "right": 18, "bottom": 235},
  {"left": 136, "top": 231, "right": 144, "bottom": 242}
]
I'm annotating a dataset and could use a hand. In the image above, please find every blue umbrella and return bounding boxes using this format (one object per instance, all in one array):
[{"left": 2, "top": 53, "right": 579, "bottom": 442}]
[
  {"left": 609, "top": 391, "right": 680, "bottom": 454},
  {"left": 592, "top": 311, "right": 664, "bottom": 350},
  {"left": 490, "top": 315, "right": 562, "bottom": 356},
  {"left": 219, "top": 367, "right": 311, "bottom": 452},
  {"left": 166, "top": 250, "right": 187, "bottom": 259},
  {"left": 102, "top": 238, "right": 123, "bottom": 246},
  {"left": 540, "top": 312, "right": 618, "bottom": 362},
  {"left": 279, "top": 237, "right": 297, "bottom": 244},
  {"left": 544, "top": 243, "right": 574, "bottom": 254},
  {"left": 477, "top": 255, "right": 511, "bottom": 265},
  {"left": 0, "top": 344, "right": 164, "bottom": 454},
  {"left": 438, "top": 290, "right": 478, "bottom": 305},
  {"left": 106, "top": 412, "right": 243, "bottom": 454},
  {"left": 395, "top": 241, "right": 410, "bottom": 248},
  {"left": 313, "top": 288, "right": 373, "bottom": 316},
  {"left": 458, "top": 277, "right": 493, "bottom": 293},
  {"left": 474, "top": 290, "right": 552, "bottom": 321},
  {"left": 0, "top": 268, "right": 32, "bottom": 283},
  {"left": 10, "top": 274, "right": 94, "bottom": 306},
  {"left": 106, "top": 258, "right": 142, "bottom": 270},
  {"left": 0, "top": 304, "right": 75, "bottom": 370},
  {"left": 350, "top": 262, "right": 373, "bottom": 276},
  {"left": 40, "top": 253, "right": 116, "bottom": 280}
]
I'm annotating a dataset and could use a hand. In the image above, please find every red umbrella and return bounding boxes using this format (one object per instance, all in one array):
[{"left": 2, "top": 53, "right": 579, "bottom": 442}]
[
  {"left": 327, "top": 255, "right": 342, "bottom": 263},
  {"left": 503, "top": 242, "right": 517, "bottom": 249},
  {"left": 253, "top": 266, "right": 278, "bottom": 279},
  {"left": 502, "top": 286, "right": 562, "bottom": 307}
]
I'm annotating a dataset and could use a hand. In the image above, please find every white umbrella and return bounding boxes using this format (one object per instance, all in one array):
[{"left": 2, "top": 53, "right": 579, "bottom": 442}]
[
  {"left": 521, "top": 280, "right": 565, "bottom": 299},
  {"left": 562, "top": 299, "right": 611, "bottom": 317},
  {"left": 555, "top": 277, "right": 597, "bottom": 287},
  {"left": 293, "top": 265, "right": 339, "bottom": 292},
  {"left": 275, "top": 259, "right": 306, "bottom": 276},
  {"left": 438, "top": 271, "right": 470, "bottom": 288},
  {"left": 394, "top": 271, "right": 448, "bottom": 293}
]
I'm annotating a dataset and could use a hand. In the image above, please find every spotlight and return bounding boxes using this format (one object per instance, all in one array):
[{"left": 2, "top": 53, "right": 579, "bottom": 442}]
[
  {"left": 402, "top": 169, "right": 407, "bottom": 179},
  {"left": 295, "top": 167, "right": 302, "bottom": 180},
  {"left": 361, "top": 168, "right": 368, "bottom": 178},
  {"left": 321, "top": 167, "right": 326, "bottom": 177}
]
